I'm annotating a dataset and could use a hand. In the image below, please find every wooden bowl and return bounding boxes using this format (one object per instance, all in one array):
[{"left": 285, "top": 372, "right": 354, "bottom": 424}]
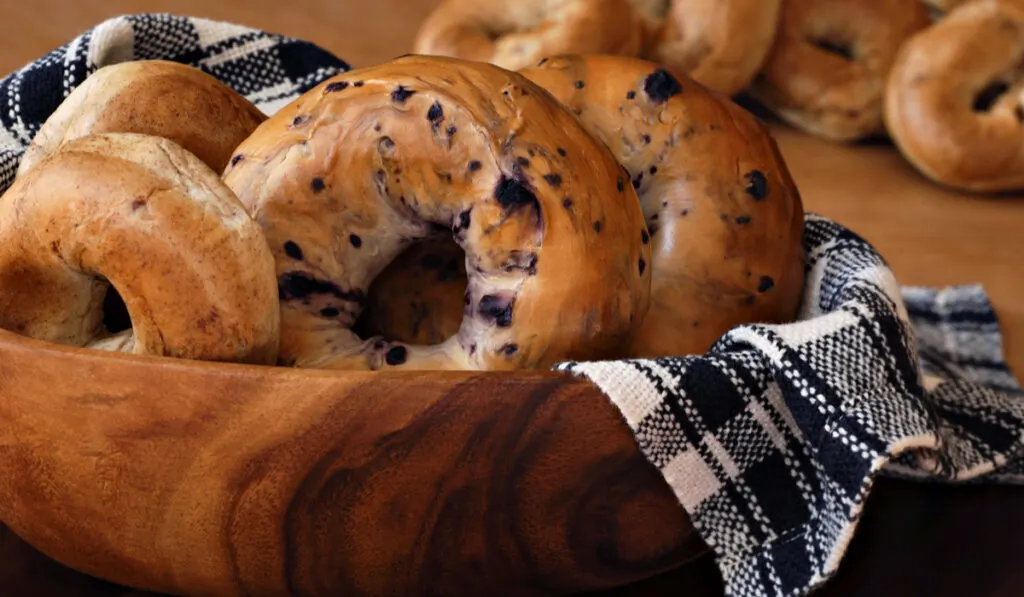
[{"left": 0, "top": 328, "right": 707, "bottom": 597}]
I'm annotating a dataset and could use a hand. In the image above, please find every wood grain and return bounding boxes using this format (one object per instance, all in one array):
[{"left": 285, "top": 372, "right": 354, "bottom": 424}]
[{"left": 0, "top": 329, "right": 702, "bottom": 597}]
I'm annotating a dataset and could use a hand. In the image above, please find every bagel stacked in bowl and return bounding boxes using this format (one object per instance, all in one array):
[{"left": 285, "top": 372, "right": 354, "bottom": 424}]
[
  {"left": 413, "top": 0, "right": 1024, "bottom": 194},
  {"left": 0, "top": 53, "right": 806, "bottom": 372}
]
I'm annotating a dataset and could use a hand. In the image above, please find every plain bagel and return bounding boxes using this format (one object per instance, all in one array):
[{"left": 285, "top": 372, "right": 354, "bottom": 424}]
[
  {"left": 223, "top": 54, "right": 653, "bottom": 372},
  {"left": 17, "top": 60, "right": 266, "bottom": 178},
  {"left": 749, "top": 0, "right": 932, "bottom": 142},
  {"left": 886, "top": 0, "right": 1024, "bottom": 192},
  {"left": 639, "top": 0, "right": 783, "bottom": 97},
  {"left": 411, "top": 0, "right": 647, "bottom": 72},
  {"left": 360, "top": 54, "right": 806, "bottom": 360},
  {"left": 0, "top": 133, "right": 281, "bottom": 365}
]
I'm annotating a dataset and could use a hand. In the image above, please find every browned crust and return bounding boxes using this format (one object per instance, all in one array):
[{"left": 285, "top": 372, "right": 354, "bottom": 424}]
[
  {"left": 360, "top": 54, "right": 805, "bottom": 359},
  {"left": 0, "top": 133, "right": 281, "bottom": 365},
  {"left": 749, "top": 0, "right": 932, "bottom": 142},
  {"left": 18, "top": 60, "right": 266, "bottom": 177},
  {"left": 223, "top": 55, "right": 652, "bottom": 371},
  {"left": 411, "top": 0, "right": 647, "bottom": 71},
  {"left": 885, "top": 0, "right": 1024, "bottom": 192}
]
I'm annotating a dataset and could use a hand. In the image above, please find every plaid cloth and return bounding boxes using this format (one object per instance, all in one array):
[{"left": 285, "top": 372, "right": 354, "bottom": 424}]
[{"left": 2, "top": 14, "right": 1022, "bottom": 597}]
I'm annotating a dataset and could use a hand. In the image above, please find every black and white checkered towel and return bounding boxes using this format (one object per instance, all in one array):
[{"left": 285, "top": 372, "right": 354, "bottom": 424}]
[{"left": 2, "top": 14, "right": 1022, "bottom": 597}]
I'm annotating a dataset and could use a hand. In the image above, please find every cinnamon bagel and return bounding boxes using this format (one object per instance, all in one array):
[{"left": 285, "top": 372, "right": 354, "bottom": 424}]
[
  {"left": 749, "top": 0, "right": 932, "bottom": 142},
  {"left": 0, "top": 133, "right": 280, "bottom": 365},
  {"left": 886, "top": 0, "right": 1024, "bottom": 192},
  {"left": 360, "top": 54, "right": 805, "bottom": 359},
  {"left": 18, "top": 60, "right": 266, "bottom": 177},
  {"left": 639, "top": 0, "right": 783, "bottom": 97},
  {"left": 223, "top": 55, "right": 652, "bottom": 371},
  {"left": 411, "top": 0, "right": 647, "bottom": 72}
]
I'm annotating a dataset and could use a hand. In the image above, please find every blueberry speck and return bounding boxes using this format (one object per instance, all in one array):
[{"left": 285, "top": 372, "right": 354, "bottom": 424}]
[
  {"left": 292, "top": 115, "right": 308, "bottom": 127},
  {"left": 468, "top": 160, "right": 482, "bottom": 172},
  {"left": 563, "top": 198, "right": 573, "bottom": 209},
  {"left": 517, "top": 156, "right": 531, "bottom": 168},
  {"left": 681, "top": 209, "right": 689, "bottom": 216},
  {"left": 758, "top": 276, "right": 775, "bottom": 293},
  {"left": 639, "top": 258, "right": 647, "bottom": 275},
  {"left": 479, "top": 295, "right": 514, "bottom": 327},
  {"left": 385, "top": 345, "right": 408, "bottom": 366},
  {"left": 574, "top": 80, "right": 585, "bottom": 89},
  {"left": 626, "top": 90, "right": 636, "bottom": 100},
  {"left": 617, "top": 178, "right": 625, "bottom": 192},
  {"left": 353, "top": 81, "right": 364, "bottom": 87},
  {"left": 320, "top": 307, "right": 340, "bottom": 317},
  {"left": 284, "top": 241, "right": 303, "bottom": 260},
  {"left": 641, "top": 230, "right": 649, "bottom": 244},
  {"left": 311, "top": 178, "right": 326, "bottom": 193},
  {"left": 455, "top": 209, "right": 471, "bottom": 231},
  {"left": 745, "top": 170, "right": 769, "bottom": 200},
  {"left": 543, "top": 173, "right": 563, "bottom": 187},
  {"left": 538, "top": 57, "right": 549, "bottom": 66},
  {"left": 324, "top": 81, "right": 349, "bottom": 93},
  {"left": 593, "top": 221, "right": 602, "bottom": 233},
  {"left": 230, "top": 154, "right": 244, "bottom": 167},
  {"left": 494, "top": 175, "right": 540, "bottom": 215},
  {"left": 391, "top": 85, "right": 415, "bottom": 103},
  {"left": 277, "top": 272, "right": 367, "bottom": 305},
  {"left": 500, "top": 343, "right": 519, "bottom": 357},
  {"left": 642, "top": 134, "right": 651, "bottom": 145},
  {"left": 427, "top": 101, "right": 444, "bottom": 122},
  {"left": 446, "top": 125, "right": 457, "bottom": 136},
  {"left": 644, "top": 69, "right": 683, "bottom": 104},
  {"left": 650, "top": 166, "right": 658, "bottom": 175},
  {"left": 632, "top": 176, "right": 642, "bottom": 189},
  {"left": 557, "top": 147, "right": 567, "bottom": 157},
  {"left": 736, "top": 216, "right": 751, "bottom": 225},
  {"left": 349, "top": 234, "right": 362, "bottom": 248}
]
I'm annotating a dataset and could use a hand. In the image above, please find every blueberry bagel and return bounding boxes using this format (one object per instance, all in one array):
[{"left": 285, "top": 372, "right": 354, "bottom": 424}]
[
  {"left": 361, "top": 54, "right": 805, "bottom": 359},
  {"left": 223, "top": 55, "right": 652, "bottom": 371}
]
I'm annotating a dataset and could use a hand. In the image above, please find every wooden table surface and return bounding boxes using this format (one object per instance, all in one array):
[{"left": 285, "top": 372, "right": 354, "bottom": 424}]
[{"left": 0, "top": 1, "right": 1022, "bottom": 596}]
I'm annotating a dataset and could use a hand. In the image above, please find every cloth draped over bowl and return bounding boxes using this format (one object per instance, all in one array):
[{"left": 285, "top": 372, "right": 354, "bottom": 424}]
[{"left": 0, "top": 14, "right": 1020, "bottom": 597}]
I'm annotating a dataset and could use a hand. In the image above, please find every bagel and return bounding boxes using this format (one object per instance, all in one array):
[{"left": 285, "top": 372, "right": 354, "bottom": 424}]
[
  {"left": 639, "top": 0, "right": 783, "bottom": 97},
  {"left": 886, "top": 0, "right": 1024, "bottom": 192},
  {"left": 360, "top": 54, "right": 805, "bottom": 359},
  {"left": 749, "top": 0, "right": 932, "bottom": 142},
  {"left": 0, "top": 133, "right": 281, "bottom": 364},
  {"left": 18, "top": 60, "right": 266, "bottom": 178},
  {"left": 222, "top": 55, "right": 652, "bottom": 371},
  {"left": 411, "top": 0, "right": 647, "bottom": 72}
]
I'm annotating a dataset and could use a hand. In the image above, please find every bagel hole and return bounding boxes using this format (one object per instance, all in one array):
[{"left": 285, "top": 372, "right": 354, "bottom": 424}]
[
  {"left": 102, "top": 286, "right": 132, "bottom": 335},
  {"left": 973, "top": 81, "right": 1011, "bottom": 113},
  {"left": 811, "top": 39, "right": 854, "bottom": 62},
  {"left": 354, "top": 238, "right": 468, "bottom": 345}
]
